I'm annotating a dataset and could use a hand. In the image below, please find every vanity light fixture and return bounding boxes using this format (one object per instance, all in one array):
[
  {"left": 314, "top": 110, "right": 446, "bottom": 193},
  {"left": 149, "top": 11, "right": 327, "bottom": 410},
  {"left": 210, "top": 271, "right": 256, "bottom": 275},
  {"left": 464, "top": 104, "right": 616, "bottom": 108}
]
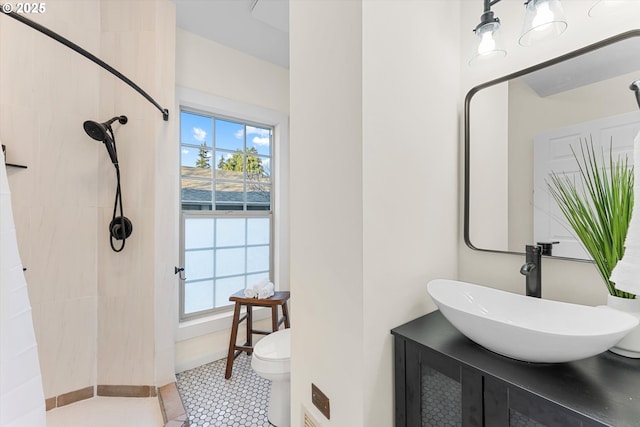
[
  {"left": 469, "top": 0, "right": 507, "bottom": 66},
  {"left": 470, "top": 0, "right": 567, "bottom": 66},
  {"left": 519, "top": 0, "right": 568, "bottom": 46}
]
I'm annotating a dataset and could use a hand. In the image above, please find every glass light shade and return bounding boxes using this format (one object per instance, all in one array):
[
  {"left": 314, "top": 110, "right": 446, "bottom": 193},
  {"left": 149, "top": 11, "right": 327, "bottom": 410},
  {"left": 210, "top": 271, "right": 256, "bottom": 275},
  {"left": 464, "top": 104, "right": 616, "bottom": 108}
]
[
  {"left": 519, "top": 0, "right": 568, "bottom": 47},
  {"left": 469, "top": 21, "right": 507, "bottom": 66},
  {"left": 588, "top": 0, "right": 630, "bottom": 17}
]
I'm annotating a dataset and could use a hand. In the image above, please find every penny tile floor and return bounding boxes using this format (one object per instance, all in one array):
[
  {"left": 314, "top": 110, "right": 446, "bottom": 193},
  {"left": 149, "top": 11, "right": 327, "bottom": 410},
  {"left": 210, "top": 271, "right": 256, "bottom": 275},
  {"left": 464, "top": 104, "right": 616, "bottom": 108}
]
[{"left": 176, "top": 355, "right": 272, "bottom": 427}]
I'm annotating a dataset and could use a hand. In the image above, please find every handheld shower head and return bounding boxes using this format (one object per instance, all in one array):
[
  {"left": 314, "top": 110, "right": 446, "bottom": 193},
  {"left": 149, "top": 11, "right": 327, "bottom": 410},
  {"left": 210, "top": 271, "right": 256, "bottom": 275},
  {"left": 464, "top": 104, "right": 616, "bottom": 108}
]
[
  {"left": 83, "top": 116, "right": 127, "bottom": 165},
  {"left": 82, "top": 115, "right": 132, "bottom": 253}
]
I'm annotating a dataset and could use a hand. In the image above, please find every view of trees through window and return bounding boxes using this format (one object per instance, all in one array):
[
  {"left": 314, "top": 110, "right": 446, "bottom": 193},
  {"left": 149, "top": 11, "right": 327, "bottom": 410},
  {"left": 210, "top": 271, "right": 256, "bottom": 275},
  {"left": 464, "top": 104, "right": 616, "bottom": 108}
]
[
  {"left": 180, "top": 110, "right": 272, "bottom": 211},
  {"left": 179, "top": 109, "right": 273, "bottom": 318}
]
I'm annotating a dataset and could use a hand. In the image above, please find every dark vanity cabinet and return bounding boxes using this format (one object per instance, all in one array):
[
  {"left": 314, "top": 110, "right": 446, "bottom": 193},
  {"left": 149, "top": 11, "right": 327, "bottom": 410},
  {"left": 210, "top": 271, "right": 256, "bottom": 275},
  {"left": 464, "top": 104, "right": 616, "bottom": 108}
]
[{"left": 392, "top": 311, "right": 640, "bottom": 427}]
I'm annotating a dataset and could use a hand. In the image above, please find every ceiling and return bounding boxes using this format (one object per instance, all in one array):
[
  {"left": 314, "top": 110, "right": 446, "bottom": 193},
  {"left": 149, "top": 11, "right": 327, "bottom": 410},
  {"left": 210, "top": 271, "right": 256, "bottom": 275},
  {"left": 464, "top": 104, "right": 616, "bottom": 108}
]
[
  {"left": 522, "top": 36, "right": 640, "bottom": 97},
  {"left": 173, "top": 0, "right": 290, "bottom": 68}
]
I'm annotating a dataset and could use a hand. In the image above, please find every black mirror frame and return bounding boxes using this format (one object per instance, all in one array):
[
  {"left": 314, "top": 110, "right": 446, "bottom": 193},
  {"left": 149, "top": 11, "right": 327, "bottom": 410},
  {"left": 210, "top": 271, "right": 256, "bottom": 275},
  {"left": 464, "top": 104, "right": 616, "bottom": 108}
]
[{"left": 463, "top": 29, "right": 640, "bottom": 260}]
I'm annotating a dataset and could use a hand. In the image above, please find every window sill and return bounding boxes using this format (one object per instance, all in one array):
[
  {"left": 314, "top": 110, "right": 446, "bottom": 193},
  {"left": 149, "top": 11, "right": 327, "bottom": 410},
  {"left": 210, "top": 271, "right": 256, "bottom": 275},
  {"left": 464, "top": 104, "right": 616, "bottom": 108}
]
[{"left": 176, "top": 306, "right": 271, "bottom": 342}]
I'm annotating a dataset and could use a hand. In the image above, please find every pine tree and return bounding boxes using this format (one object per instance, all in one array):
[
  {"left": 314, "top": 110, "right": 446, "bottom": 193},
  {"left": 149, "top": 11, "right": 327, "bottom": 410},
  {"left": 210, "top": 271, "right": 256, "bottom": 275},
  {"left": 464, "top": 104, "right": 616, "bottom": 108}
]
[
  {"left": 195, "top": 143, "right": 211, "bottom": 168},
  {"left": 218, "top": 147, "right": 263, "bottom": 174}
]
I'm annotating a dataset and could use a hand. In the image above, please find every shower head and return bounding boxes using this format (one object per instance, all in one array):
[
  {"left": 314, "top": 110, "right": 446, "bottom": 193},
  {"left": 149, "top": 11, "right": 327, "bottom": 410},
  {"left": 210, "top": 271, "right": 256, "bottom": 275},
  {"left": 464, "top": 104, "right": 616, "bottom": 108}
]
[{"left": 83, "top": 116, "right": 127, "bottom": 165}]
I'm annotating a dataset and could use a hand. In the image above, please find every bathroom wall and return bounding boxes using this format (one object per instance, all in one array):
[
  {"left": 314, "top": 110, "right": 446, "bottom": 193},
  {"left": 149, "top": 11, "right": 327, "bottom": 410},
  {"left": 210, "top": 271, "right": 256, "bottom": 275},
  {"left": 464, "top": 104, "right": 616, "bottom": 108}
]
[
  {"left": 290, "top": 1, "right": 460, "bottom": 425},
  {"left": 174, "top": 29, "right": 290, "bottom": 372},
  {"left": 97, "top": 0, "right": 177, "bottom": 389},
  {"left": 0, "top": 0, "right": 176, "bottom": 401},
  {"left": 0, "top": 0, "right": 101, "bottom": 399},
  {"left": 459, "top": 1, "right": 640, "bottom": 305}
]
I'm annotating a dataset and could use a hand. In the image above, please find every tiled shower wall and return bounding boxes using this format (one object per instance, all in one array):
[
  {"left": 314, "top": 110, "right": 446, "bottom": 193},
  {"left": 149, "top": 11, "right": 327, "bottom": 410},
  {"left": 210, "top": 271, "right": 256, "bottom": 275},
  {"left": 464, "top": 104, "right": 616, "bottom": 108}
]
[{"left": 0, "top": 0, "right": 177, "bottom": 400}]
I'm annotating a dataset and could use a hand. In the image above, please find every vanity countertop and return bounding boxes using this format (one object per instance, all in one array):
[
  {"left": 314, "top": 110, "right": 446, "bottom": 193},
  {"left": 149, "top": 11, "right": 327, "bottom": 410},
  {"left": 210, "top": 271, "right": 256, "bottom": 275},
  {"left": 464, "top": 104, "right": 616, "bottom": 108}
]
[{"left": 391, "top": 310, "right": 640, "bottom": 426}]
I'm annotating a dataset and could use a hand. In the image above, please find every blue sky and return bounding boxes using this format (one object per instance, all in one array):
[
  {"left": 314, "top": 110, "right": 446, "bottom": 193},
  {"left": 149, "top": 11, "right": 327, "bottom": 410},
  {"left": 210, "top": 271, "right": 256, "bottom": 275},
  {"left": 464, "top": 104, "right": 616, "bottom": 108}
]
[{"left": 180, "top": 111, "right": 271, "bottom": 170}]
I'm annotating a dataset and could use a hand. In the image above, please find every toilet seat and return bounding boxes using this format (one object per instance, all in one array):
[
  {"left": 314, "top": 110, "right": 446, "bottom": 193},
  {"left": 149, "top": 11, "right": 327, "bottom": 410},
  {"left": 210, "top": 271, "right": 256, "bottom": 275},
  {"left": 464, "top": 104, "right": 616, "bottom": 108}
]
[
  {"left": 252, "top": 328, "right": 291, "bottom": 376},
  {"left": 254, "top": 328, "right": 291, "bottom": 360}
]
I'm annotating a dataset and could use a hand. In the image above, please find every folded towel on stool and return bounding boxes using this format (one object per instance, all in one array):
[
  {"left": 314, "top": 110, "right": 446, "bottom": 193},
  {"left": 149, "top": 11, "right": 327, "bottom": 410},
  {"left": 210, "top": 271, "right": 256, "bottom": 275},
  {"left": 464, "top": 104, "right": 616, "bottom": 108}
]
[
  {"left": 258, "top": 282, "right": 275, "bottom": 299},
  {"left": 244, "top": 278, "right": 271, "bottom": 298}
]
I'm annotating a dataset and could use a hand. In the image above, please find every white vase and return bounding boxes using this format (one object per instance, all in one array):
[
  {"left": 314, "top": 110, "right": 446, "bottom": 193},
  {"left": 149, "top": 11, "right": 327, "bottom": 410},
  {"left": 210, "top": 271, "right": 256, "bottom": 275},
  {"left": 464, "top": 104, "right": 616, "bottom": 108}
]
[{"left": 607, "top": 294, "right": 640, "bottom": 358}]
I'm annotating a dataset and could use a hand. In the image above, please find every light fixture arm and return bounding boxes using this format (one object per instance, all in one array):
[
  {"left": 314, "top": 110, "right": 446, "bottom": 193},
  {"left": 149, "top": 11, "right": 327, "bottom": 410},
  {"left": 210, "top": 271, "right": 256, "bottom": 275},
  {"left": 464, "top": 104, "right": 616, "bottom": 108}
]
[
  {"left": 486, "top": 0, "right": 503, "bottom": 10},
  {"left": 475, "top": 0, "right": 503, "bottom": 32},
  {"left": 630, "top": 80, "right": 640, "bottom": 110}
]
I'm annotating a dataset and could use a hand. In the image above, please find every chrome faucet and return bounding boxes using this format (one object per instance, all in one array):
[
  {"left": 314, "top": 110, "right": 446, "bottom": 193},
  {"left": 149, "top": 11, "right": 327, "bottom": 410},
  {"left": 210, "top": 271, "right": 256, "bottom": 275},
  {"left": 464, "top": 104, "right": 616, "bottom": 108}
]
[{"left": 520, "top": 244, "right": 542, "bottom": 298}]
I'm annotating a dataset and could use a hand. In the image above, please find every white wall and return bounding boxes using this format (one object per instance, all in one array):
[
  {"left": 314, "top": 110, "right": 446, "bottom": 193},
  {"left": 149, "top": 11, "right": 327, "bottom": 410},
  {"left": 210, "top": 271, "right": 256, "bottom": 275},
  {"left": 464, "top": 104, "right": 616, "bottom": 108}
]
[
  {"left": 176, "top": 29, "right": 289, "bottom": 115},
  {"left": 0, "top": 0, "right": 177, "bottom": 398},
  {"left": 290, "top": 2, "right": 364, "bottom": 425},
  {"left": 362, "top": 2, "right": 460, "bottom": 425},
  {"left": 459, "top": 1, "right": 640, "bottom": 305},
  {"left": 290, "top": 1, "right": 460, "bottom": 425}
]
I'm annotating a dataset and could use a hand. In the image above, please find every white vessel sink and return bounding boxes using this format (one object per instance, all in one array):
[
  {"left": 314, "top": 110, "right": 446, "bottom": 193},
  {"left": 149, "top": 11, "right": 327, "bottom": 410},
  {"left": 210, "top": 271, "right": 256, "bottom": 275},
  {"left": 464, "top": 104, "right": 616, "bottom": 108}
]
[{"left": 427, "top": 279, "right": 639, "bottom": 363}]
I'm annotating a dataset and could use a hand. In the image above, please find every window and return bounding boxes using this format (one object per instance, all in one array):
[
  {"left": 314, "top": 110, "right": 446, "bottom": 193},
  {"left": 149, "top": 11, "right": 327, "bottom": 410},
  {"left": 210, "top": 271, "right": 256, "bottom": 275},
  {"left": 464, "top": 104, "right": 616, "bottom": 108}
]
[{"left": 180, "top": 109, "right": 273, "bottom": 320}]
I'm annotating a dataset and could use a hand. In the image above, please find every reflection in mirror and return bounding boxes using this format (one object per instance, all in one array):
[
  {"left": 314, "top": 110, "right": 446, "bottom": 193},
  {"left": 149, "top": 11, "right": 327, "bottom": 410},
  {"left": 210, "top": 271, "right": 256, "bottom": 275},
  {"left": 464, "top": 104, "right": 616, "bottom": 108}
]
[{"left": 465, "top": 30, "right": 640, "bottom": 261}]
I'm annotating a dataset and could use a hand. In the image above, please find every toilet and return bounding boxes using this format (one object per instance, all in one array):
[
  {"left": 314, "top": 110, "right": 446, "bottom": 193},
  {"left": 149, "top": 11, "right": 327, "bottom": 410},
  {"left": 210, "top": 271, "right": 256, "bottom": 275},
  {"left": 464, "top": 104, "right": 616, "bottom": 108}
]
[{"left": 251, "top": 328, "right": 291, "bottom": 427}]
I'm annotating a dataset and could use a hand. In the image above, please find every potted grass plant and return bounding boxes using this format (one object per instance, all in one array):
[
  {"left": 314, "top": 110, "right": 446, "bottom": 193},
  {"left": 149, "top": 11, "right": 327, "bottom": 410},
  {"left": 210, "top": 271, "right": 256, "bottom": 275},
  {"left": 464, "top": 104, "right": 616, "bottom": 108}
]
[
  {"left": 547, "top": 138, "right": 635, "bottom": 298},
  {"left": 547, "top": 137, "right": 640, "bottom": 357}
]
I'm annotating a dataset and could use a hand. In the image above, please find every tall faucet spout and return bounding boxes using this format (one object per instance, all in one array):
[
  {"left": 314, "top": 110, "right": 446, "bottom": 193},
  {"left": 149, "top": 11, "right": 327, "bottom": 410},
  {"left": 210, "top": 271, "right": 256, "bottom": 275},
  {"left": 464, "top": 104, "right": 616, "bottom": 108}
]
[
  {"left": 520, "top": 262, "right": 536, "bottom": 275},
  {"left": 521, "top": 245, "right": 542, "bottom": 298}
]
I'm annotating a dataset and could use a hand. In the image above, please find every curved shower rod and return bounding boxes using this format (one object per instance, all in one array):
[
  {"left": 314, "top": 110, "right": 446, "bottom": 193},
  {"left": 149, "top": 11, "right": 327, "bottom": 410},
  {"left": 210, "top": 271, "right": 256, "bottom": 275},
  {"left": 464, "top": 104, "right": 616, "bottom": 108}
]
[{"left": 1, "top": 8, "right": 169, "bottom": 121}]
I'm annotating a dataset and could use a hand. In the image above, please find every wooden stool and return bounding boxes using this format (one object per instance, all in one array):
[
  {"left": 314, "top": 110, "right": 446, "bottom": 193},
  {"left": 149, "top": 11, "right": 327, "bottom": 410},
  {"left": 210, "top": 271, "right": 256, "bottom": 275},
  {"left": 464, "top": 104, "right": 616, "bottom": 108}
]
[{"left": 225, "top": 290, "right": 291, "bottom": 379}]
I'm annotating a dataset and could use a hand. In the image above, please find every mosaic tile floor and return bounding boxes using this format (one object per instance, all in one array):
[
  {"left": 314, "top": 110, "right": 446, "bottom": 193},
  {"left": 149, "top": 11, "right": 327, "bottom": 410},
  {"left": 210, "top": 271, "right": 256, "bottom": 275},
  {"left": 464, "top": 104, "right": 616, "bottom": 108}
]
[{"left": 176, "top": 355, "right": 272, "bottom": 427}]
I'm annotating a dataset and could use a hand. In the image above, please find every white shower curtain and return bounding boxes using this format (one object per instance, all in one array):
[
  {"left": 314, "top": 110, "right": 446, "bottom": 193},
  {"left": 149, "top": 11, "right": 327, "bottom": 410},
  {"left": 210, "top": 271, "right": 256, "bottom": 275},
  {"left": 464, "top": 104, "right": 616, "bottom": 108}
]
[{"left": 0, "top": 151, "right": 46, "bottom": 426}]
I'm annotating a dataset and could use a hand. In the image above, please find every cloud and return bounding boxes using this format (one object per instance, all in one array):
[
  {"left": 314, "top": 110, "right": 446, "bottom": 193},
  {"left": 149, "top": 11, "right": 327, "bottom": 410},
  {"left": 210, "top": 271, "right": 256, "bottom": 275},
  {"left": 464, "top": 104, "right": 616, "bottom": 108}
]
[
  {"left": 192, "top": 127, "right": 207, "bottom": 143},
  {"left": 247, "top": 126, "right": 271, "bottom": 146},
  {"left": 252, "top": 136, "right": 270, "bottom": 146},
  {"left": 182, "top": 148, "right": 190, "bottom": 155},
  {"left": 234, "top": 129, "right": 244, "bottom": 139}
]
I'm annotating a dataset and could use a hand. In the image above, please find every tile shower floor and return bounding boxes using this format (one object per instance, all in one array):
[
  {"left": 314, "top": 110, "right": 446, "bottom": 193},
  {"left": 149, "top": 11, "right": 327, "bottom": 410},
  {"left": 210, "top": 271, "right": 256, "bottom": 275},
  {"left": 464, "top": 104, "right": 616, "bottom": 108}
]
[
  {"left": 46, "top": 396, "right": 163, "bottom": 426},
  {"left": 176, "top": 354, "right": 272, "bottom": 427}
]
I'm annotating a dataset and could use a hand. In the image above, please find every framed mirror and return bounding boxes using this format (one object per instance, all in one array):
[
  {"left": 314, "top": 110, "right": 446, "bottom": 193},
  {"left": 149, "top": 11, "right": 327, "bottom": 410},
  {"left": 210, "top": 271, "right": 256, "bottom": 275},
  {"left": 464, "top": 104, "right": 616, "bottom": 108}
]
[{"left": 464, "top": 30, "right": 640, "bottom": 261}]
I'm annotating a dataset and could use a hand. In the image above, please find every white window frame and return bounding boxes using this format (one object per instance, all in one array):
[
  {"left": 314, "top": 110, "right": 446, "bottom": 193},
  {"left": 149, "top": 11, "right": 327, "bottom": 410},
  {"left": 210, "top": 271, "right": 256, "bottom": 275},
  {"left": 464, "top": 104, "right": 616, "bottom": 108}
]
[{"left": 175, "top": 86, "right": 289, "bottom": 340}]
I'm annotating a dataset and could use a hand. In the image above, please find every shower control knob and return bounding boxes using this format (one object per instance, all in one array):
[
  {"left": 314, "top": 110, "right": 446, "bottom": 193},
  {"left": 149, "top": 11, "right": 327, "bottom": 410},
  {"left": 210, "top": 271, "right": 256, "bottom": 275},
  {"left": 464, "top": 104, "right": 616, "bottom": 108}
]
[{"left": 109, "top": 216, "right": 133, "bottom": 240}]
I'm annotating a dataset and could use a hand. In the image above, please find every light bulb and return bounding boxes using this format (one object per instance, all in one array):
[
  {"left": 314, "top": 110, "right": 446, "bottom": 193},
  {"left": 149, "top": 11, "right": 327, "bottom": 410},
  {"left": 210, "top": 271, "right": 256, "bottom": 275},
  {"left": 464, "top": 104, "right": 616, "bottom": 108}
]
[
  {"left": 478, "top": 31, "right": 497, "bottom": 55},
  {"left": 469, "top": 21, "right": 506, "bottom": 66},
  {"left": 532, "top": 2, "right": 554, "bottom": 31}
]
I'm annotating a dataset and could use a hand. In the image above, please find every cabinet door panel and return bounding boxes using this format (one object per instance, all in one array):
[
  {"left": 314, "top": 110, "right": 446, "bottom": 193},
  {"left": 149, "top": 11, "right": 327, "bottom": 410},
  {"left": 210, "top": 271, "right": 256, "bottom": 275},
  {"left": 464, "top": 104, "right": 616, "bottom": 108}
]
[
  {"left": 509, "top": 388, "right": 582, "bottom": 427},
  {"left": 421, "top": 363, "right": 462, "bottom": 426},
  {"left": 461, "top": 367, "right": 483, "bottom": 427},
  {"left": 394, "top": 336, "right": 407, "bottom": 427},
  {"left": 418, "top": 344, "right": 484, "bottom": 426},
  {"left": 485, "top": 376, "right": 509, "bottom": 427}
]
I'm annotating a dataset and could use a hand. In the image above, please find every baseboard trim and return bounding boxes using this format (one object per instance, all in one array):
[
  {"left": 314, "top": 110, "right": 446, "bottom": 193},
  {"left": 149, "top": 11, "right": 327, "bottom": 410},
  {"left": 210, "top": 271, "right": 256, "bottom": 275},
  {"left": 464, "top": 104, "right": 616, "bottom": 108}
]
[
  {"left": 97, "top": 384, "right": 157, "bottom": 398},
  {"left": 158, "top": 382, "right": 189, "bottom": 427},
  {"left": 49, "top": 386, "right": 95, "bottom": 409},
  {"left": 45, "top": 384, "right": 158, "bottom": 411},
  {"left": 174, "top": 350, "right": 227, "bottom": 374}
]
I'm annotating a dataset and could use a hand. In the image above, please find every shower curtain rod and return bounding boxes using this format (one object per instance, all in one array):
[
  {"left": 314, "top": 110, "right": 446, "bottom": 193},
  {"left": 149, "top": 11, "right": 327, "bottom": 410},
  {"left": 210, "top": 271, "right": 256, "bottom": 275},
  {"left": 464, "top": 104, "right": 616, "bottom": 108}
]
[{"left": 1, "top": 8, "right": 169, "bottom": 121}]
